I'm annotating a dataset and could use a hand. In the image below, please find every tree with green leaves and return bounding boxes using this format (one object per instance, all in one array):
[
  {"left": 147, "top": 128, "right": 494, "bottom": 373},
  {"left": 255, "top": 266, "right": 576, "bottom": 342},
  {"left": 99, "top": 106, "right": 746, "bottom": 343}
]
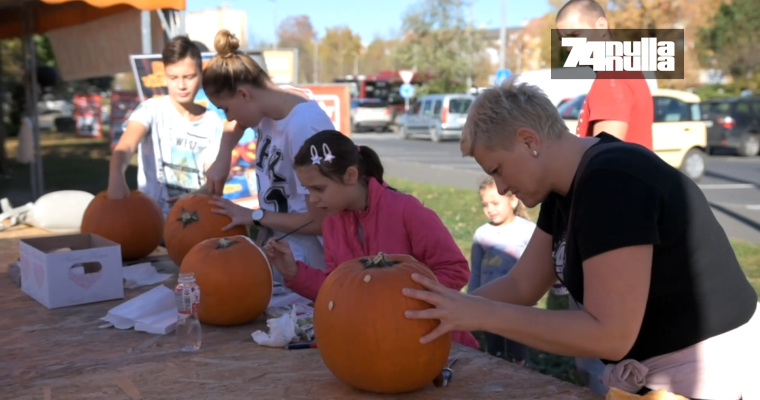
[
  {"left": 392, "top": 0, "right": 489, "bottom": 94},
  {"left": 699, "top": 0, "right": 760, "bottom": 90}
]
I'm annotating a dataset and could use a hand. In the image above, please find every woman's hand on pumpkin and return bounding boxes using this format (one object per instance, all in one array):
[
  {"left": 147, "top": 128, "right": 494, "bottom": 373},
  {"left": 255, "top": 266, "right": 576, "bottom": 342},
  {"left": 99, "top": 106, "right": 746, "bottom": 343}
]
[
  {"left": 263, "top": 238, "right": 299, "bottom": 280},
  {"left": 403, "top": 273, "right": 491, "bottom": 344},
  {"left": 208, "top": 196, "right": 253, "bottom": 230}
]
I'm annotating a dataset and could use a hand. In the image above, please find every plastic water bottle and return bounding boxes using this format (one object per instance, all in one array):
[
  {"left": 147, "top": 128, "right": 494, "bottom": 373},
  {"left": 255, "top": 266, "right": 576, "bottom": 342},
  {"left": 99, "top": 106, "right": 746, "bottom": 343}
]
[{"left": 175, "top": 272, "right": 202, "bottom": 352}]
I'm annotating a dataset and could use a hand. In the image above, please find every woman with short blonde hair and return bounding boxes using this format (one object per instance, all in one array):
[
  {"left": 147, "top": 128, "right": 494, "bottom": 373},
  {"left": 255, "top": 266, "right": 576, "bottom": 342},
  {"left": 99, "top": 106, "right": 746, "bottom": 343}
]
[{"left": 404, "top": 76, "right": 760, "bottom": 399}]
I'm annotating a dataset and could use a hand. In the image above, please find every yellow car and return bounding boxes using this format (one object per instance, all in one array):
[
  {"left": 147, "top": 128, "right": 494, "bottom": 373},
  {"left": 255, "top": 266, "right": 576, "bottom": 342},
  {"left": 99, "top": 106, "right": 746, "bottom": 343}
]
[{"left": 558, "top": 89, "right": 708, "bottom": 181}]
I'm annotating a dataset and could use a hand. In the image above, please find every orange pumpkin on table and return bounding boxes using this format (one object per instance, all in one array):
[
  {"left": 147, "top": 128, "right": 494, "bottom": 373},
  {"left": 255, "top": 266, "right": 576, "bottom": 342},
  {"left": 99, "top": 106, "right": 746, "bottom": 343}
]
[
  {"left": 313, "top": 252, "right": 451, "bottom": 394},
  {"left": 164, "top": 194, "right": 248, "bottom": 266},
  {"left": 81, "top": 190, "right": 164, "bottom": 261},
  {"left": 179, "top": 235, "right": 272, "bottom": 326}
]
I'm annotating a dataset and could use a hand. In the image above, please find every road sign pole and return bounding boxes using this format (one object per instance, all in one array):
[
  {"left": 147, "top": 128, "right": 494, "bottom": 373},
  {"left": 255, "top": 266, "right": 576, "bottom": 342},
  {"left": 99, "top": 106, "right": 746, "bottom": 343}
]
[{"left": 405, "top": 98, "right": 409, "bottom": 111}]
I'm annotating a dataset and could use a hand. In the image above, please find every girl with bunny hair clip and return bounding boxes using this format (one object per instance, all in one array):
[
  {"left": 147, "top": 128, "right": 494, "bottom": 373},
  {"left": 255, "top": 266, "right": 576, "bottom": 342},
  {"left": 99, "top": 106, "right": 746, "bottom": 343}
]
[{"left": 263, "top": 129, "right": 481, "bottom": 350}]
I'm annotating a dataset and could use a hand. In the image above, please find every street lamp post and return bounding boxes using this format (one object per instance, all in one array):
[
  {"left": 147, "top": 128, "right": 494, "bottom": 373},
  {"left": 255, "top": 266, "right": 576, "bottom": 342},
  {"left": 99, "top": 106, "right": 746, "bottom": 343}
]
[
  {"left": 499, "top": 0, "right": 507, "bottom": 70},
  {"left": 271, "top": 0, "right": 278, "bottom": 50},
  {"left": 313, "top": 39, "right": 319, "bottom": 83}
]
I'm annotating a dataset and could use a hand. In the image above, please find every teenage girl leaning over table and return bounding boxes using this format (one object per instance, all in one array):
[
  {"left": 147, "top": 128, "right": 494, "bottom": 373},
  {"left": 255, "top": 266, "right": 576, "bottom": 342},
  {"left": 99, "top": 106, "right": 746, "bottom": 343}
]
[
  {"left": 262, "top": 129, "right": 481, "bottom": 350},
  {"left": 197, "top": 29, "right": 336, "bottom": 280}
]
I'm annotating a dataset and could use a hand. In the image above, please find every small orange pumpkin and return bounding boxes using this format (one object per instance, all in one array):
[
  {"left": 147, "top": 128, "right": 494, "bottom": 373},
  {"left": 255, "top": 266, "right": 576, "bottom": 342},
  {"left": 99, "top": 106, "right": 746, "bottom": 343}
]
[
  {"left": 313, "top": 252, "right": 451, "bottom": 394},
  {"left": 179, "top": 235, "right": 273, "bottom": 326},
  {"left": 164, "top": 194, "right": 248, "bottom": 266},
  {"left": 81, "top": 190, "right": 164, "bottom": 261}
]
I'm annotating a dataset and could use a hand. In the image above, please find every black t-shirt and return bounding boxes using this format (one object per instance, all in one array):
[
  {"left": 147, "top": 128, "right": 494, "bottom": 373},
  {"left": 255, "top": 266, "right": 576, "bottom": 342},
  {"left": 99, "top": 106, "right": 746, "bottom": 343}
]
[{"left": 537, "top": 133, "right": 758, "bottom": 363}]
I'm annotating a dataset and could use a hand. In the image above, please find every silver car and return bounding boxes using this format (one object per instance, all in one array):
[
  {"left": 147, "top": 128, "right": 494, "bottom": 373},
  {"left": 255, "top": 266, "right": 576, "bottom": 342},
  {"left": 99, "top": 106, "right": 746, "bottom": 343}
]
[
  {"left": 350, "top": 98, "right": 393, "bottom": 132},
  {"left": 400, "top": 94, "right": 474, "bottom": 142}
]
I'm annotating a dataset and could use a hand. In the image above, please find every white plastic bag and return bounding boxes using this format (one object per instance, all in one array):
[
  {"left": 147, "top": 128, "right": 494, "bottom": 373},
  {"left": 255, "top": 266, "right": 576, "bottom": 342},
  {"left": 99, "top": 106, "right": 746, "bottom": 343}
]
[{"left": 26, "top": 190, "right": 95, "bottom": 232}]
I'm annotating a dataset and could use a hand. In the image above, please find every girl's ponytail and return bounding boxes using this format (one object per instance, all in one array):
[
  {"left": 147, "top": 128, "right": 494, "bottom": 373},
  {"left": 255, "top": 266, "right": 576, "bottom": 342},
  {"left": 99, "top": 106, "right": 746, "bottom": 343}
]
[{"left": 357, "top": 145, "right": 385, "bottom": 184}]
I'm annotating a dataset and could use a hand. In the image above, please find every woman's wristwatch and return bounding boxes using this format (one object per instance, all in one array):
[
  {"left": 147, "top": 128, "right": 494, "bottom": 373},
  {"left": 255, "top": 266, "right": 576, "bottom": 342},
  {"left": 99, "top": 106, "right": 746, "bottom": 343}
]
[{"left": 252, "top": 209, "right": 265, "bottom": 226}]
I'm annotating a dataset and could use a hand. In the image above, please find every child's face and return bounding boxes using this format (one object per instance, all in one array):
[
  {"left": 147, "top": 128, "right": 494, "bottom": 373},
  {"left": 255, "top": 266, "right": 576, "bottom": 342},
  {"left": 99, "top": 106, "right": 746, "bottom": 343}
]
[
  {"left": 295, "top": 165, "right": 356, "bottom": 215},
  {"left": 480, "top": 185, "right": 517, "bottom": 225},
  {"left": 164, "top": 57, "right": 201, "bottom": 105}
]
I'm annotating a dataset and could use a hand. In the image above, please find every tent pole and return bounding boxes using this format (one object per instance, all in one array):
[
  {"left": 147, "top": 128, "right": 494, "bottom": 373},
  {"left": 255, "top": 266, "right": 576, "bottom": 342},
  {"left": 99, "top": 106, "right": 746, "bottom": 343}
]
[
  {"left": 141, "top": 10, "right": 152, "bottom": 54},
  {"left": 23, "top": 2, "right": 43, "bottom": 200},
  {"left": 0, "top": 35, "right": 6, "bottom": 178}
]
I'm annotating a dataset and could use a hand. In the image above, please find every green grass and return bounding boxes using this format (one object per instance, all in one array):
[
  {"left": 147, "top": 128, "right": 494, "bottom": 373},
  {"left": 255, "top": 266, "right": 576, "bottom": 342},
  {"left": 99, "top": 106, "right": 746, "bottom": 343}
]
[{"left": 385, "top": 176, "right": 760, "bottom": 386}]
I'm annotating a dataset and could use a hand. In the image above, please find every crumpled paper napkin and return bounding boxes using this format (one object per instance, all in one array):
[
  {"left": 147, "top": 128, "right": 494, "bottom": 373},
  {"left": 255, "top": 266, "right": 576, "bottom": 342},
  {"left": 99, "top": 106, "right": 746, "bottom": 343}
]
[
  {"left": 122, "top": 262, "right": 172, "bottom": 289},
  {"left": 252, "top": 304, "right": 315, "bottom": 347},
  {"left": 252, "top": 306, "right": 298, "bottom": 347}
]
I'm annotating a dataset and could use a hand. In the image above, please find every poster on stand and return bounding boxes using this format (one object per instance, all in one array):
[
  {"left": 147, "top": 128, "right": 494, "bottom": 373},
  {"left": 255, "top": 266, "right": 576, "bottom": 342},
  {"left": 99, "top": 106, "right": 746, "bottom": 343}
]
[
  {"left": 297, "top": 85, "right": 351, "bottom": 136},
  {"left": 73, "top": 93, "right": 102, "bottom": 138},
  {"left": 109, "top": 91, "right": 140, "bottom": 149},
  {"left": 129, "top": 53, "right": 259, "bottom": 209}
]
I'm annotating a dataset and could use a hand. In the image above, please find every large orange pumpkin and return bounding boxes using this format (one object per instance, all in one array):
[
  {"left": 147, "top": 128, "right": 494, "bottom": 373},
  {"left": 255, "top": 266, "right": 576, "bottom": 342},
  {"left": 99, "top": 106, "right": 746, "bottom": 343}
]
[
  {"left": 313, "top": 252, "right": 452, "bottom": 394},
  {"left": 81, "top": 190, "right": 164, "bottom": 261},
  {"left": 179, "top": 235, "right": 273, "bottom": 326},
  {"left": 164, "top": 194, "right": 248, "bottom": 266}
]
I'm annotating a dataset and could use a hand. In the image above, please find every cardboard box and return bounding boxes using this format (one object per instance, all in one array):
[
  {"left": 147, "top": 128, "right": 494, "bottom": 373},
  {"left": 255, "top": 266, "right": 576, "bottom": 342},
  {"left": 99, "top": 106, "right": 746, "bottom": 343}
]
[{"left": 19, "top": 233, "right": 124, "bottom": 309}]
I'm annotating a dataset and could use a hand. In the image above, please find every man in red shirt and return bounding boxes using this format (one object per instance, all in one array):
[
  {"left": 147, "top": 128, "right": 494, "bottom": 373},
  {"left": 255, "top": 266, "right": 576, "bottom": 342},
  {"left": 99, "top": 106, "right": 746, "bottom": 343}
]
[{"left": 556, "top": 0, "right": 654, "bottom": 151}]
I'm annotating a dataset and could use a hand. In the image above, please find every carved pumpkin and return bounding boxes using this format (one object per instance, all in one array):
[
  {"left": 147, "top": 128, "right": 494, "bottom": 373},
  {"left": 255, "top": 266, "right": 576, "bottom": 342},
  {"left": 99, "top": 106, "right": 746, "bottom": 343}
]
[
  {"left": 81, "top": 190, "right": 164, "bottom": 261},
  {"left": 313, "top": 253, "right": 451, "bottom": 394},
  {"left": 164, "top": 194, "right": 248, "bottom": 266},
  {"left": 179, "top": 235, "right": 273, "bottom": 326}
]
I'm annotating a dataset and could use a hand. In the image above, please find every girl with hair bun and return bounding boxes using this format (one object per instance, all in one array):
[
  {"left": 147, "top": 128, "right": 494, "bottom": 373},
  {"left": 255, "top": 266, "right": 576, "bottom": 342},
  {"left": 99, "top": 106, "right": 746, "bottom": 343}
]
[{"left": 203, "top": 29, "right": 335, "bottom": 278}]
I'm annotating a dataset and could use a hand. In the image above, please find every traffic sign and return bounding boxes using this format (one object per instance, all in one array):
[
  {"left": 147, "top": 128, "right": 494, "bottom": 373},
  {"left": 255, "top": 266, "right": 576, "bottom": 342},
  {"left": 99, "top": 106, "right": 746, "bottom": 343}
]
[
  {"left": 399, "top": 83, "right": 415, "bottom": 99},
  {"left": 496, "top": 68, "right": 512, "bottom": 85},
  {"left": 398, "top": 70, "right": 415, "bottom": 84}
]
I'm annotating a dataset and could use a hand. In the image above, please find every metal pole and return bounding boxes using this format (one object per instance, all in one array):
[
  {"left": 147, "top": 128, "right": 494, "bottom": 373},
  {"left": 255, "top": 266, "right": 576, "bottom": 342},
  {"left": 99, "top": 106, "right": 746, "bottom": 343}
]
[
  {"left": 141, "top": 10, "right": 152, "bottom": 54},
  {"left": 499, "top": 0, "right": 507, "bottom": 70},
  {"left": 271, "top": 0, "right": 278, "bottom": 50},
  {"left": 466, "top": 0, "right": 474, "bottom": 90},
  {"left": 353, "top": 53, "right": 359, "bottom": 76},
  {"left": 178, "top": 10, "right": 186, "bottom": 36},
  {"left": 23, "top": 3, "right": 43, "bottom": 200},
  {"left": 313, "top": 40, "right": 319, "bottom": 83},
  {"left": 0, "top": 32, "right": 6, "bottom": 177}
]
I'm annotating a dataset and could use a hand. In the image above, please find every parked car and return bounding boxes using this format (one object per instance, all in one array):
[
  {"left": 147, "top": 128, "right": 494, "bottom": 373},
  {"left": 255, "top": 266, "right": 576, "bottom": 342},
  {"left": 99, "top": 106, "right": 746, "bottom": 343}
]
[
  {"left": 701, "top": 97, "right": 760, "bottom": 157},
  {"left": 350, "top": 98, "right": 393, "bottom": 132},
  {"left": 560, "top": 89, "right": 708, "bottom": 181},
  {"left": 399, "top": 94, "right": 475, "bottom": 142}
]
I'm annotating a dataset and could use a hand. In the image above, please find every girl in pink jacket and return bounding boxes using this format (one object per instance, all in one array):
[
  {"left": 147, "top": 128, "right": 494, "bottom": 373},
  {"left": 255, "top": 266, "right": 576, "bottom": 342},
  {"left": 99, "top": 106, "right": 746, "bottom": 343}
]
[{"left": 264, "top": 129, "right": 480, "bottom": 350}]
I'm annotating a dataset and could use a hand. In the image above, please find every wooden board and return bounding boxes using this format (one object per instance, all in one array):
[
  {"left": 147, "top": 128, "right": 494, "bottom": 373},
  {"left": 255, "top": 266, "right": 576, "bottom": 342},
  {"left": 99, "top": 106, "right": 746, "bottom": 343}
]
[{"left": 0, "top": 236, "right": 602, "bottom": 400}]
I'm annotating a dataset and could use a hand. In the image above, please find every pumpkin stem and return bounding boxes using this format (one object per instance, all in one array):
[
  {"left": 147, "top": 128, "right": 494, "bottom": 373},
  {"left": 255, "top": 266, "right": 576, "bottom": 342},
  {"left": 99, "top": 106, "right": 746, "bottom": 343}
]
[
  {"left": 177, "top": 209, "right": 200, "bottom": 227},
  {"left": 361, "top": 252, "right": 400, "bottom": 268},
  {"left": 216, "top": 237, "right": 238, "bottom": 249}
]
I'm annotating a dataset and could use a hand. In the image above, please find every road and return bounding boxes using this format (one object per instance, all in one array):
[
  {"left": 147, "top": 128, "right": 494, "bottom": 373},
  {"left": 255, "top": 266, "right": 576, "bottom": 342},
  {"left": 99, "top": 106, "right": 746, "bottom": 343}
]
[{"left": 353, "top": 132, "right": 760, "bottom": 244}]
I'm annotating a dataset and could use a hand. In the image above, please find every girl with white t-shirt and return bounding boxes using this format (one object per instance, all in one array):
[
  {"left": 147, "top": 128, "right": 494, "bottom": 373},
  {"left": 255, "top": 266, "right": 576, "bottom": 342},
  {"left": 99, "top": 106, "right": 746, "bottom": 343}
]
[
  {"left": 201, "top": 29, "right": 334, "bottom": 277},
  {"left": 108, "top": 36, "right": 231, "bottom": 217},
  {"left": 469, "top": 176, "right": 536, "bottom": 366}
]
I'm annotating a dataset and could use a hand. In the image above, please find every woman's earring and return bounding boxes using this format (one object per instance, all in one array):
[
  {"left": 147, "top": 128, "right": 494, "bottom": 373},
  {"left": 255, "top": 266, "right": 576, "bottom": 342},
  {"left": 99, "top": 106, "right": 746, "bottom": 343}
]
[{"left": 533, "top": 150, "right": 538, "bottom": 157}]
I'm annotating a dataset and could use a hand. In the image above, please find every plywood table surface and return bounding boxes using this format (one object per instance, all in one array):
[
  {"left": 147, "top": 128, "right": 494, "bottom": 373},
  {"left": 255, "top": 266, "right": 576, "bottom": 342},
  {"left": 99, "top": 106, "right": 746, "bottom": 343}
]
[{"left": 0, "top": 234, "right": 602, "bottom": 400}]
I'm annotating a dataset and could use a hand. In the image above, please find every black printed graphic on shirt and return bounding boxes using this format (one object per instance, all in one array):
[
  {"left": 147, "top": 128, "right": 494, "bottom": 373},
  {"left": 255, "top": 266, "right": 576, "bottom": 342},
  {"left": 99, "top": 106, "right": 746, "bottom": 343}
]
[
  {"left": 551, "top": 230, "right": 570, "bottom": 295},
  {"left": 255, "top": 135, "right": 290, "bottom": 213}
]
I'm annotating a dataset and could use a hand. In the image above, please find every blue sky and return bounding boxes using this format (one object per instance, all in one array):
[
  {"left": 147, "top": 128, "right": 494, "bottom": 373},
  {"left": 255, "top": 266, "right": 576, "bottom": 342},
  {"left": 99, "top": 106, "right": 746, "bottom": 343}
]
[{"left": 187, "top": 0, "right": 552, "bottom": 44}]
